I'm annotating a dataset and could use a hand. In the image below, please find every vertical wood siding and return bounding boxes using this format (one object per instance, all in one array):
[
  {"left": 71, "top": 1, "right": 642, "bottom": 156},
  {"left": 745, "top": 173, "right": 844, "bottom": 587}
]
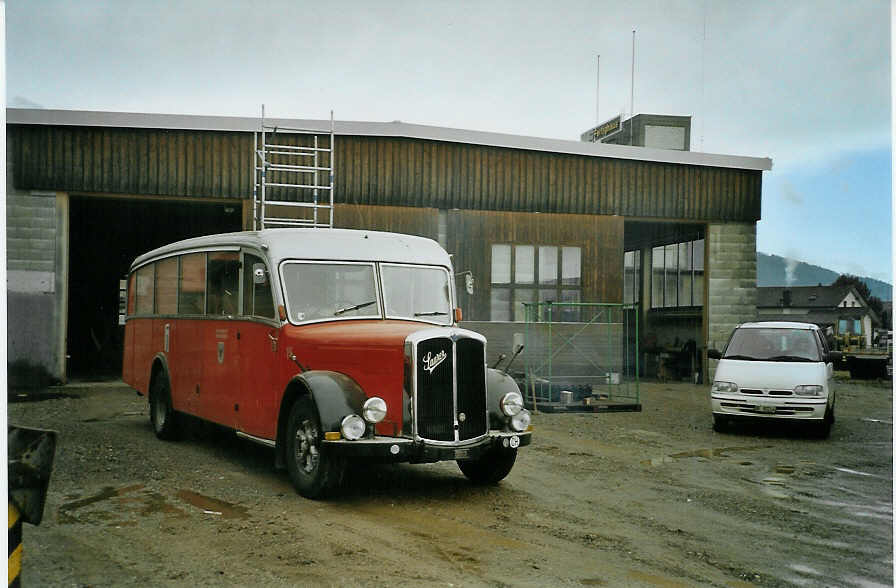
[{"left": 11, "top": 125, "right": 761, "bottom": 222}]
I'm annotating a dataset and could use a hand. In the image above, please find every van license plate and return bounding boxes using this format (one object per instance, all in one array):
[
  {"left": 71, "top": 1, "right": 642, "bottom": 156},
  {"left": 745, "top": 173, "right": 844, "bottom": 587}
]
[{"left": 757, "top": 405, "right": 776, "bottom": 414}]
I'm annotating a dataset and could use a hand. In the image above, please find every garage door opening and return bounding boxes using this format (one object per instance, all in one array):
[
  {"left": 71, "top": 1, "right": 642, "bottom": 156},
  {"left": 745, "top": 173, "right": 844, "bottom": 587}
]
[{"left": 67, "top": 196, "right": 242, "bottom": 379}]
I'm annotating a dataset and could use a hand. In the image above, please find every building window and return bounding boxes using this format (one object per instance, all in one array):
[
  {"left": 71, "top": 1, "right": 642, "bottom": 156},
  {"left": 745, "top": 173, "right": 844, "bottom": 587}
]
[
  {"left": 624, "top": 250, "right": 641, "bottom": 305},
  {"left": 651, "top": 238, "right": 704, "bottom": 308},
  {"left": 491, "top": 244, "right": 582, "bottom": 321}
]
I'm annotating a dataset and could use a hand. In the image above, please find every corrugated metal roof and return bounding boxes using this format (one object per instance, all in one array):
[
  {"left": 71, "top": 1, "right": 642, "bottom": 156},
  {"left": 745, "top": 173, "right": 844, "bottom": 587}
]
[{"left": 7, "top": 108, "right": 772, "bottom": 172}]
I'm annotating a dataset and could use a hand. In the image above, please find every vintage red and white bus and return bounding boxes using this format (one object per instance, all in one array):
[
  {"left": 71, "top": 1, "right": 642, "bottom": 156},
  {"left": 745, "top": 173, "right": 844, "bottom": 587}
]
[{"left": 123, "top": 228, "right": 531, "bottom": 497}]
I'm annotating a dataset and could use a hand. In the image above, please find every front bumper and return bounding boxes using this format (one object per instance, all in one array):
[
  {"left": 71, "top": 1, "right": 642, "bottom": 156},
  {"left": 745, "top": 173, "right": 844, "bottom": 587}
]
[
  {"left": 711, "top": 394, "right": 827, "bottom": 420},
  {"left": 322, "top": 430, "right": 532, "bottom": 463}
]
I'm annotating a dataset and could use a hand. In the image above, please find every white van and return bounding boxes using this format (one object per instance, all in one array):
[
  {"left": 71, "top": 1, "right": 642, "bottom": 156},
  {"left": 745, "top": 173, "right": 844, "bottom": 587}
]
[{"left": 707, "top": 321, "right": 840, "bottom": 437}]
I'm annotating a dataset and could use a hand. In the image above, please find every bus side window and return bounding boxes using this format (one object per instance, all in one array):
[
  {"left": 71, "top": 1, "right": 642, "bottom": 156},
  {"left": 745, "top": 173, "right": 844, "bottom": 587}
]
[
  {"left": 243, "top": 253, "right": 275, "bottom": 319},
  {"left": 135, "top": 264, "right": 155, "bottom": 315},
  {"left": 156, "top": 257, "right": 179, "bottom": 314},
  {"left": 208, "top": 252, "right": 240, "bottom": 316},
  {"left": 179, "top": 253, "right": 207, "bottom": 315},
  {"left": 127, "top": 273, "right": 136, "bottom": 316}
]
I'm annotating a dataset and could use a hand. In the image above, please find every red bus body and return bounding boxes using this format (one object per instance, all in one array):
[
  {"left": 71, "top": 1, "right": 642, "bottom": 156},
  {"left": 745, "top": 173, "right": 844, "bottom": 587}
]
[{"left": 122, "top": 229, "right": 531, "bottom": 498}]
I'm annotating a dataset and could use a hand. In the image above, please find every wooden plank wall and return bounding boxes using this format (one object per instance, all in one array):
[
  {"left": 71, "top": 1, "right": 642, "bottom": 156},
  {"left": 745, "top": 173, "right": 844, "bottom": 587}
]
[
  {"left": 446, "top": 210, "right": 624, "bottom": 321},
  {"left": 11, "top": 126, "right": 762, "bottom": 223}
]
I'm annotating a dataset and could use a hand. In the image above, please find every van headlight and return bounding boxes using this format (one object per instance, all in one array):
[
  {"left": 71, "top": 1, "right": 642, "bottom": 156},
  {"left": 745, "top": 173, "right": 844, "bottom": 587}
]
[
  {"left": 362, "top": 397, "right": 387, "bottom": 424},
  {"left": 500, "top": 391, "right": 524, "bottom": 416},
  {"left": 794, "top": 385, "right": 824, "bottom": 397},
  {"left": 340, "top": 415, "right": 366, "bottom": 440},
  {"left": 510, "top": 409, "right": 531, "bottom": 432},
  {"left": 711, "top": 381, "right": 738, "bottom": 393}
]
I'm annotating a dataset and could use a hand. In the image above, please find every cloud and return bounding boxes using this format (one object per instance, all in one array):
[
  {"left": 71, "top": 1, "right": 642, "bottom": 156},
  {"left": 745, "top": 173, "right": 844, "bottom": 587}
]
[
  {"left": 10, "top": 96, "right": 43, "bottom": 108},
  {"left": 778, "top": 179, "right": 804, "bottom": 206}
]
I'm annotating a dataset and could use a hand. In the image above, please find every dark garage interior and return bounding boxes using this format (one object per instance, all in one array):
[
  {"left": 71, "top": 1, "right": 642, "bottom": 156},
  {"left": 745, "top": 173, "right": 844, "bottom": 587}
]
[{"left": 66, "top": 196, "right": 242, "bottom": 379}]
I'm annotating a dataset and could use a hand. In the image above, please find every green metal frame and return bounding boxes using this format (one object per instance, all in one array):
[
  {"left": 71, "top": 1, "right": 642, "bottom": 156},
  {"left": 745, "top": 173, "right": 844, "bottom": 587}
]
[{"left": 522, "top": 301, "right": 639, "bottom": 410}]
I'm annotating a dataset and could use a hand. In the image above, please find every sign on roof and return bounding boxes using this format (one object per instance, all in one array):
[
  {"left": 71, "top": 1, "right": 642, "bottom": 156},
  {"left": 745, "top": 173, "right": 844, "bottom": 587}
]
[{"left": 580, "top": 115, "right": 622, "bottom": 143}]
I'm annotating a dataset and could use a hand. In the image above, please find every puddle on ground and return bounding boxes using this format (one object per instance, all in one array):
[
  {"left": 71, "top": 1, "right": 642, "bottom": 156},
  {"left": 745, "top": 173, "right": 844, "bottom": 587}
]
[
  {"left": 57, "top": 484, "right": 247, "bottom": 524},
  {"left": 642, "top": 446, "right": 768, "bottom": 467},
  {"left": 59, "top": 484, "right": 145, "bottom": 513},
  {"left": 626, "top": 569, "right": 691, "bottom": 587},
  {"left": 9, "top": 391, "right": 80, "bottom": 403},
  {"left": 176, "top": 489, "right": 248, "bottom": 519}
]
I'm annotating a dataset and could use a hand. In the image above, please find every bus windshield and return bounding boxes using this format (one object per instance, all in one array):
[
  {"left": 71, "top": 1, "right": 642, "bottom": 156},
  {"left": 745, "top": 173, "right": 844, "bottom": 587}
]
[
  {"left": 281, "top": 262, "right": 380, "bottom": 323},
  {"left": 280, "top": 261, "right": 453, "bottom": 325},
  {"left": 381, "top": 264, "right": 452, "bottom": 325}
]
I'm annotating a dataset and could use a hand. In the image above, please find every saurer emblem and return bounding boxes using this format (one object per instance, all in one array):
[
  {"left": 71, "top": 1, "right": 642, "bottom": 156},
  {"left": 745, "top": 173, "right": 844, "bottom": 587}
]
[{"left": 422, "top": 350, "right": 447, "bottom": 374}]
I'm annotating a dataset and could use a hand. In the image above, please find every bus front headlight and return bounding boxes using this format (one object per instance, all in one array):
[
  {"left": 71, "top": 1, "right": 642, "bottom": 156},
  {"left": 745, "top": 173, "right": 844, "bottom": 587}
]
[
  {"left": 341, "top": 415, "right": 366, "bottom": 440},
  {"left": 362, "top": 397, "right": 387, "bottom": 424}
]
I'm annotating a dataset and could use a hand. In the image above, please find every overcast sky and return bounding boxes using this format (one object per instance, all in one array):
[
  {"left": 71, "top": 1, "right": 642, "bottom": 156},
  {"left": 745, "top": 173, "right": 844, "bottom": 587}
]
[{"left": 6, "top": 0, "right": 893, "bottom": 282}]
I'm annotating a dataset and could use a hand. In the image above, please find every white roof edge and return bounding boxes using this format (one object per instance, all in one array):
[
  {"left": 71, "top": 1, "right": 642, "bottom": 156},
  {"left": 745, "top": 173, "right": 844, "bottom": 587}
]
[{"left": 7, "top": 108, "right": 772, "bottom": 172}]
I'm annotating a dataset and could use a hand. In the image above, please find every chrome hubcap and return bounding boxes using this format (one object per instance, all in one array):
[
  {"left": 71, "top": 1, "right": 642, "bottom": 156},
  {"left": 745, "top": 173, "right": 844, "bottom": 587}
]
[{"left": 294, "top": 419, "right": 319, "bottom": 474}]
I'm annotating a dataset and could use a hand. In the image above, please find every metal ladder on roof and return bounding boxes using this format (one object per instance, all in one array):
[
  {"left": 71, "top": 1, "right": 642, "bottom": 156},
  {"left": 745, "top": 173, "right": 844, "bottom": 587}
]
[{"left": 252, "top": 106, "right": 335, "bottom": 229}]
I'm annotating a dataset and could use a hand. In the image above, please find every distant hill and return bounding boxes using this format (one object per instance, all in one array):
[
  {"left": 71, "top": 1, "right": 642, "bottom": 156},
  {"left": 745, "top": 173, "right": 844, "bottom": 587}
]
[{"left": 757, "top": 252, "right": 892, "bottom": 301}]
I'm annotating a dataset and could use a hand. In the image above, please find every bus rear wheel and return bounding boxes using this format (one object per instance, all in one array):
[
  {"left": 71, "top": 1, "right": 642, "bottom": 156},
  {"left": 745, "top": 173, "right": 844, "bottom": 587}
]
[
  {"left": 285, "top": 396, "right": 344, "bottom": 499},
  {"left": 149, "top": 373, "right": 179, "bottom": 440}
]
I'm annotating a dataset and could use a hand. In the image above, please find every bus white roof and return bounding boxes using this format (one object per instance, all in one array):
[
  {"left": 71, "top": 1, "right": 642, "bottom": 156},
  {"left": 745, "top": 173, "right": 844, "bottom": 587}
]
[{"left": 129, "top": 228, "right": 452, "bottom": 272}]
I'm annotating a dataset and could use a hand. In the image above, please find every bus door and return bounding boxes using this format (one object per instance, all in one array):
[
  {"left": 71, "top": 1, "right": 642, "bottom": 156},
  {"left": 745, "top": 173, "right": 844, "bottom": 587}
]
[
  {"left": 202, "top": 252, "right": 242, "bottom": 428},
  {"left": 236, "top": 253, "right": 280, "bottom": 440}
]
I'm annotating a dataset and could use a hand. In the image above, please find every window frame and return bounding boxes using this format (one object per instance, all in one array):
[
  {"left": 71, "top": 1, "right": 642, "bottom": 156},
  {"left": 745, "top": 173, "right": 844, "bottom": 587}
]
[{"left": 490, "top": 243, "right": 583, "bottom": 322}]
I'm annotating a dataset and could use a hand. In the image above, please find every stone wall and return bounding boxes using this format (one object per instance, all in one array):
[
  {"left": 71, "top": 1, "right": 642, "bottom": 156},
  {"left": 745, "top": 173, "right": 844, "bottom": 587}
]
[{"left": 706, "top": 223, "right": 757, "bottom": 380}]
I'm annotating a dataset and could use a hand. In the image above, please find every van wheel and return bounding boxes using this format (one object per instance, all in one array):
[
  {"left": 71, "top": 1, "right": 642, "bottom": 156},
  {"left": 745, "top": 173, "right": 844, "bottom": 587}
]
[
  {"left": 712, "top": 414, "right": 728, "bottom": 433},
  {"left": 813, "top": 405, "right": 834, "bottom": 439},
  {"left": 286, "top": 396, "right": 344, "bottom": 499},
  {"left": 457, "top": 447, "right": 517, "bottom": 484},
  {"left": 149, "top": 373, "right": 179, "bottom": 440}
]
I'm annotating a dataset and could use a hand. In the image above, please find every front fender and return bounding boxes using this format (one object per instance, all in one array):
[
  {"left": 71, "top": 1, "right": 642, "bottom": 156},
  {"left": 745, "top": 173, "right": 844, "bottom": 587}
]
[
  {"left": 292, "top": 370, "right": 368, "bottom": 432},
  {"left": 486, "top": 368, "right": 522, "bottom": 429}
]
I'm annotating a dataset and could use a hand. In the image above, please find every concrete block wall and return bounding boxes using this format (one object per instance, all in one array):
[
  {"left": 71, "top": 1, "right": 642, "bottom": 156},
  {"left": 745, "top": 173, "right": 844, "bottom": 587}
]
[
  {"left": 7, "top": 133, "right": 66, "bottom": 385},
  {"left": 706, "top": 223, "right": 757, "bottom": 380}
]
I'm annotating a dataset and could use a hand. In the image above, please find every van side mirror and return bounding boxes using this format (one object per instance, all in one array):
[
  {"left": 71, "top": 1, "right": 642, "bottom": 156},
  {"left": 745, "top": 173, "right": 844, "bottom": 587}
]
[
  {"left": 707, "top": 349, "right": 722, "bottom": 360},
  {"left": 825, "top": 351, "right": 842, "bottom": 363}
]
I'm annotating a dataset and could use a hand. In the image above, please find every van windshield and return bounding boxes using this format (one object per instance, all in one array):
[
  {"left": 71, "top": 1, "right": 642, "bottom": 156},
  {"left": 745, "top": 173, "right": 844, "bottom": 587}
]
[{"left": 723, "top": 328, "right": 821, "bottom": 362}]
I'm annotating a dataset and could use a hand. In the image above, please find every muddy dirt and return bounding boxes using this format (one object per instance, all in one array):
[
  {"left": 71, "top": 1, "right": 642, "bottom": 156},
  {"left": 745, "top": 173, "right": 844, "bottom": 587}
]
[{"left": 8, "top": 378, "right": 892, "bottom": 587}]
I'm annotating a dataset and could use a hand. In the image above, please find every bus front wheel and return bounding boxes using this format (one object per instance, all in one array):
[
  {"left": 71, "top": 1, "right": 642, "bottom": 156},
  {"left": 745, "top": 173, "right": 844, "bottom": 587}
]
[{"left": 285, "top": 396, "right": 344, "bottom": 499}]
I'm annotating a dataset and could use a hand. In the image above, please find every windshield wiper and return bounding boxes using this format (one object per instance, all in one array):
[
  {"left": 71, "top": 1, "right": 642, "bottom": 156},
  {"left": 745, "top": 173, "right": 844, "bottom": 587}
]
[
  {"left": 414, "top": 310, "right": 448, "bottom": 317},
  {"left": 766, "top": 355, "right": 814, "bottom": 362},
  {"left": 724, "top": 354, "right": 759, "bottom": 361},
  {"left": 334, "top": 300, "right": 377, "bottom": 316}
]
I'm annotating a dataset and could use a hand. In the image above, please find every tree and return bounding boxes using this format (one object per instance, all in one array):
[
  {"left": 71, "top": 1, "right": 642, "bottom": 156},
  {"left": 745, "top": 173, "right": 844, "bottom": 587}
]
[{"left": 832, "top": 274, "right": 885, "bottom": 321}]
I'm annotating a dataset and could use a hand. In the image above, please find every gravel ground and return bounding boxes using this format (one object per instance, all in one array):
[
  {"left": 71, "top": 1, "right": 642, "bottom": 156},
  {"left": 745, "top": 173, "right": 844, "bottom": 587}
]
[{"left": 8, "top": 377, "right": 893, "bottom": 587}]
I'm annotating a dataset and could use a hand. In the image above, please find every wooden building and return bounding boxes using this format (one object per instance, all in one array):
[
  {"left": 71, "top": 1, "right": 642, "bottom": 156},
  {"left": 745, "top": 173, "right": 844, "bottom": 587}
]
[{"left": 6, "top": 108, "right": 771, "bottom": 384}]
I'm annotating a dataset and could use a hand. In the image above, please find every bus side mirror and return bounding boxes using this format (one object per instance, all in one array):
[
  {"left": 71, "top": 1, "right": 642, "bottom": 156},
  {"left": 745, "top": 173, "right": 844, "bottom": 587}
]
[{"left": 253, "top": 263, "right": 267, "bottom": 285}]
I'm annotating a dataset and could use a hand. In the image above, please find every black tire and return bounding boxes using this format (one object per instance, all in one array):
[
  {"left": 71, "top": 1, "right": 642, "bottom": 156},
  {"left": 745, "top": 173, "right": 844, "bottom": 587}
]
[
  {"left": 149, "top": 372, "right": 179, "bottom": 440},
  {"left": 457, "top": 447, "right": 517, "bottom": 485},
  {"left": 285, "top": 396, "right": 344, "bottom": 499},
  {"left": 712, "top": 414, "right": 728, "bottom": 433},
  {"left": 812, "top": 404, "right": 834, "bottom": 439}
]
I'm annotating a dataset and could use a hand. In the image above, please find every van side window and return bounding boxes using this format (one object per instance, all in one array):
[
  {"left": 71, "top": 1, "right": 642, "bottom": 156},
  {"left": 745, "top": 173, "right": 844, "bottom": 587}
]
[
  {"left": 156, "top": 257, "right": 179, "bottom": 314},
  {"left": 208, "top": 252, "right": 241, "bottom": 315},
  {"left": 242, "top": 253, "right": 275, "bottom": 319},
  {"left": 179, "top": 253, "right": 207, "bottom": 315},
  {"left": 135, "top": 264, "right": 155, "bottom": 315}
]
